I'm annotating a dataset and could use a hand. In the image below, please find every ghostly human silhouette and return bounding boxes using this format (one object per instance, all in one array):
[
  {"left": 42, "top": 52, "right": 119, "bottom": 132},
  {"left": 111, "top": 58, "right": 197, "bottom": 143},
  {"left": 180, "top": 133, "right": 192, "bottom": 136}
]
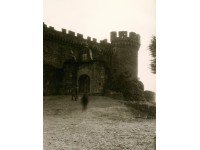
[{"left": 81, "top": 93, "right": 89, "bottom": 111}]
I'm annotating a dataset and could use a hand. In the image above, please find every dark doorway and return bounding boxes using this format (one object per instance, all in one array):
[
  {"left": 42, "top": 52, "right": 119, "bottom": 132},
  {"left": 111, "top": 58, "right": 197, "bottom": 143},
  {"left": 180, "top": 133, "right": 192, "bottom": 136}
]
[{"left": 79, "top": 75, "right": 90, "bottom": 93}]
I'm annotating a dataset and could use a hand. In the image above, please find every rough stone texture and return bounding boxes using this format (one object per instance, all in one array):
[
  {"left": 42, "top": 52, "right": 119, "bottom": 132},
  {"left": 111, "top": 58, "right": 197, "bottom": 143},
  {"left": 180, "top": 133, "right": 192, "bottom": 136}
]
[
  {"left": 44, "top": 96, "right": 156, "bottom": 150},
  {"left": 43, "top": 23, "right": 141, "bottom": 96}
]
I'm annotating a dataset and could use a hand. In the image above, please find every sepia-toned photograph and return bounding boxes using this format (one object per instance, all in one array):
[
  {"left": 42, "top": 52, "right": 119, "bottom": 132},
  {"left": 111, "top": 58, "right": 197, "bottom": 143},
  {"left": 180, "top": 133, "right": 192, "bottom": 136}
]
[
  {"left": 2, "top": 0, "right": 200, "bottom": 150},
  {"left": 43, "top": 0, "right": 156, "bottom": 149}
]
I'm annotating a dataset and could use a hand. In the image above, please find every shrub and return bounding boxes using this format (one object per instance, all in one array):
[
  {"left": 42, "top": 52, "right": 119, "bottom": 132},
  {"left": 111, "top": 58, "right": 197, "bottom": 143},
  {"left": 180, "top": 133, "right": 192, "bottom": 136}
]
[
  {"left": 144, "top": 90, "right": 156, "bottom": 103},
  {"left": 128, "top": 101, "right": 156, "bottom": 118},
  {"left": 109, "top": 74, "right": 146, "bottom": 101}
]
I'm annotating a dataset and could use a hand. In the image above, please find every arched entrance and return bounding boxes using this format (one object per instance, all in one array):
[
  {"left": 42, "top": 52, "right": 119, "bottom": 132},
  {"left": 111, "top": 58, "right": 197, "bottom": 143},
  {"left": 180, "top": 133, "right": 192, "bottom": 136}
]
[{"left": 78, "top": 74, "right": 90, "bottom": 93}]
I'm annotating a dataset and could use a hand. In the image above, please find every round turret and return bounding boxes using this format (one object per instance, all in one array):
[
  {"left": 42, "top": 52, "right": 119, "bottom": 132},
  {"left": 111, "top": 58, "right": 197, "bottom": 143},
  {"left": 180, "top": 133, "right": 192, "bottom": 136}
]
[{"left": 110, "top": 31, "right": 141, "bottom": 80}]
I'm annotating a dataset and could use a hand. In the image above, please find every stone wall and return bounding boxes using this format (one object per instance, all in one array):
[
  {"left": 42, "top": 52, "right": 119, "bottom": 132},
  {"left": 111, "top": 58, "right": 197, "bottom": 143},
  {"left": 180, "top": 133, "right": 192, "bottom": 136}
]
[
  {"left": 110, "top": 31, "right": 140, "bottom": 80},
  {"left": 77, "top": 61, "right": 106, "bottom": 94},
  {"left": 43, "top": 64, "right": 64, "bottom": 95},
  {"left": 43, "top": 23, "right": 141, "bottom": 96}
]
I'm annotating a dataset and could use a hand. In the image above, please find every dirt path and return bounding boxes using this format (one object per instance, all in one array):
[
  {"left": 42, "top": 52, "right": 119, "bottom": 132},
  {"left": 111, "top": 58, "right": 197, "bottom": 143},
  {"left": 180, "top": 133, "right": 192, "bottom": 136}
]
[{"left": 44, "top": 95, "right": 156, "bottom": 150}]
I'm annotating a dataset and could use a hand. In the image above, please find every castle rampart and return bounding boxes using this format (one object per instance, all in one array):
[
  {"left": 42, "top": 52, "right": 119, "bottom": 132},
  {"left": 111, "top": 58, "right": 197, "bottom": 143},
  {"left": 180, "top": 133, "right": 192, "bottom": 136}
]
[
  {"left": 109, "top": 31, "right": 140, "bottom": 80},
  {"left": 43, "top": 23, "right": 141, "bottom": 95},
  {"left": 44, "top": 23, "right": 107, "bottom": 45},
  {"left": 110, "top": 31, "right": 140, "bottom": 48}
]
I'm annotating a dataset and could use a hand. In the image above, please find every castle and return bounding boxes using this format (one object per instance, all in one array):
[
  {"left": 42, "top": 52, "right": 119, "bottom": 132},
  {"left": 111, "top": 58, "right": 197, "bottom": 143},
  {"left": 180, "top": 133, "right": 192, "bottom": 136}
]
[{"left": 43, "top": 23, "right": 141, "bottom": 96}]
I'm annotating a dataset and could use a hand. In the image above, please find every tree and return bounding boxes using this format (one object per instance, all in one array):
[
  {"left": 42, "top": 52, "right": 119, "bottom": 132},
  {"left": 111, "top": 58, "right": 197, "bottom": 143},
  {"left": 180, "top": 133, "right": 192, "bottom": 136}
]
[{"left": 149, "top": 36, "right": 156, "bottom": 74}]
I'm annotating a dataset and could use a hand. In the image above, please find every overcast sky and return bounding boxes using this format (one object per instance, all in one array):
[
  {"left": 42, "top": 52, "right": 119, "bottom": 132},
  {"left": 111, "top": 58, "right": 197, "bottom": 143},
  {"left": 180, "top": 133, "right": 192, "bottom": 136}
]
[{"left": 43, "top": 0, "right": 156, "bottom": 92}]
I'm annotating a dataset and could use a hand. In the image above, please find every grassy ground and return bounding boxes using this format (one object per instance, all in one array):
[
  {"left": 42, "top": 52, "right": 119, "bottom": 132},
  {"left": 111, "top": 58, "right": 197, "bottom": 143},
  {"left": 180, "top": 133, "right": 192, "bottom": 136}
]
[{"left": 44, "top": 95, "right": 156, "bottom": 150}]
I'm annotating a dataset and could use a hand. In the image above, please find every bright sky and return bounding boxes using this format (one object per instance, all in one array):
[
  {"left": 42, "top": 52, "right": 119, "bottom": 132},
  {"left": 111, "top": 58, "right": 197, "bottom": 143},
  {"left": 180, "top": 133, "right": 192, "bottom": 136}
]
[{"left": 43, "top": 0, "right": 156, "bottom": 92}]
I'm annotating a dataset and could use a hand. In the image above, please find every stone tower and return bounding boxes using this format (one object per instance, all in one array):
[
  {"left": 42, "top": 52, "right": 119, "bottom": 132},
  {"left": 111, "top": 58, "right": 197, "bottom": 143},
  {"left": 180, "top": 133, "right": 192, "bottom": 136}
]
[
  {"left": 110, "top": 31, "right": 140, "bottom": 80},
  {"left": 43, "top": 23, "right": 142, "bottom": 96}
]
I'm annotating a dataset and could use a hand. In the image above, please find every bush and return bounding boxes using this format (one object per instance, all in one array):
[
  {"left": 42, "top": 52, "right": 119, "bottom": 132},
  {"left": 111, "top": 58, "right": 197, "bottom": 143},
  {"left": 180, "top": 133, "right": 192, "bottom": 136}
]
[
  {"left": 127, "top": 101, "right": 156, "bottom": 118},
  {"left": 144, "top": 90, "right": 156, "bottom": 103},
  {"left": 109, "top": 74, "right": 146, "bottom": 101}
]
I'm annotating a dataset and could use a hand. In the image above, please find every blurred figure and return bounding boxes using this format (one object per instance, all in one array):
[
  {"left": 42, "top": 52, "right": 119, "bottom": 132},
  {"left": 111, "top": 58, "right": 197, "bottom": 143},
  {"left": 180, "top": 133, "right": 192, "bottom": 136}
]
[{"left": 81, "top": 93, "right": 89, "bottom": 111}]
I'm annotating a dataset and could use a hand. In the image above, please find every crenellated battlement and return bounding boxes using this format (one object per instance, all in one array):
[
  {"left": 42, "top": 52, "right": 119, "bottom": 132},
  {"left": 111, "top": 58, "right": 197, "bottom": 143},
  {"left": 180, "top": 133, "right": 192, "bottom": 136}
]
[
  {"left": 77, "top": 33, "right": 83, "bottom": 39},
  {"left": 44, "top": 23, "right": 140, "bottom": 49},
  {"left": 110, "top": 31, "right": 140, "bottom": 48},
  {"left": 43, "top": 23, "right": 142, "bottom": 95},
  {"left": 110, "top": 31, "right": 140, "bottom": 41},
  {"left": 62, "top": 28, "right": 66, "bottom": 33},
  {"left": 43, "top": 23, "right": 108, "bottom": 46}
]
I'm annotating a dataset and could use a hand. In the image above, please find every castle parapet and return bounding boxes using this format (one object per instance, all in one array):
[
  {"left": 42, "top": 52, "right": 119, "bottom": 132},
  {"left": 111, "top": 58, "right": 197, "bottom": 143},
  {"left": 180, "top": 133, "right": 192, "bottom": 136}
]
[
  {"left": 68, "top": 30, "right": 75, "bottom": 36},
  {"left": 93, "top": 38, "right": 97, "bottom": 43},
  {"left": 110, "top": 31, "right": 140, "bottom": 48},
  {"left": 129, "top": 32, "right": 137, "bottom": 38},
  {"left": 110, "top": 31, "right": 117, "bottom": 42},
  {"left": 43, "top": 23, "right": 113, "bottom": 49},
  {"left": 62, "top": 28, "right": 66, "bottom": 34},
  {"left": 87, "top": 36, "right": 91, "bottom": 41},
  {"left": 77, "top": 33, "right": 83, "bottom": 39}
]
